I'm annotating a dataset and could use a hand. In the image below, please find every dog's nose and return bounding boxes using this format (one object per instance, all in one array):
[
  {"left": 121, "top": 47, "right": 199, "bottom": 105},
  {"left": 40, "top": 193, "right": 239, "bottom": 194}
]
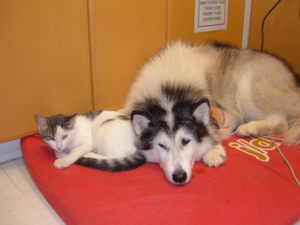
[{"left": 172, "top": 170, "right": 187, "bottom": 184}]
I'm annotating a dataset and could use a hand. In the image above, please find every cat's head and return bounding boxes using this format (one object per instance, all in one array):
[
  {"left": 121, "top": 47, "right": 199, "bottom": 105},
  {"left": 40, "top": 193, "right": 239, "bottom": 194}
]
[{"left": 35, "top": 114, "right": 77, "bottom": 152}]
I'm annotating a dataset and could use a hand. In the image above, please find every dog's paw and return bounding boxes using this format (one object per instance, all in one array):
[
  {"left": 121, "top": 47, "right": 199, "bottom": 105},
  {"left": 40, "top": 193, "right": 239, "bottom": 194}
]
[
  {"left": 54, "top": 158, "right": 70, "bottom": 169},
  {"left": 236, "top": 122, "right": 260, "bottom": 137},
  {"left": 202, "top": 145, "right": 226, "bottom": 168}
]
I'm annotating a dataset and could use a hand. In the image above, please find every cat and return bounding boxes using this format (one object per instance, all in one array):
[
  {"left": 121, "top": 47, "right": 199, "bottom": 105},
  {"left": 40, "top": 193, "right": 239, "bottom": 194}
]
[{"left": 35, "top": 110, "right": 146, "bottom": 171}]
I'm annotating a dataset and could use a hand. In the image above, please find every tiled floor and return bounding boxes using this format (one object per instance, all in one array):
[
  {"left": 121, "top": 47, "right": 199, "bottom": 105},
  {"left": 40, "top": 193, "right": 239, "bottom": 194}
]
[{"left": 0, "top": 158, "right": 65, "bottom": 225}]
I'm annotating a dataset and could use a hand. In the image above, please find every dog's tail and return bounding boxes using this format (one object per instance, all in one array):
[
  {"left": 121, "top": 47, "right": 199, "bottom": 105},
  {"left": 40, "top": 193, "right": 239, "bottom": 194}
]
[
  {"left": 75, "top": 151, "right": 146, "bottom": 172},
  {"left": 283, "top": 117, "right": 300, "bottom": 145}
]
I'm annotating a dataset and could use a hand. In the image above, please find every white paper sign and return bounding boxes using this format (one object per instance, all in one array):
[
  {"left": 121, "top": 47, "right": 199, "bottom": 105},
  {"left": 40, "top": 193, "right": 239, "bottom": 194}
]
[{"left": 194, "top": 0, "right": 228, "bottom": 32}]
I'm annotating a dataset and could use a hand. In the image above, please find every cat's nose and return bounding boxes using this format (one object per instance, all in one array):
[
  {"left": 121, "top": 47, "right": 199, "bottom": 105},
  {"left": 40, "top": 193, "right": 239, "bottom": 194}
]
[{"left": 56, "top": 144, "right": 63, "bottom": 151}]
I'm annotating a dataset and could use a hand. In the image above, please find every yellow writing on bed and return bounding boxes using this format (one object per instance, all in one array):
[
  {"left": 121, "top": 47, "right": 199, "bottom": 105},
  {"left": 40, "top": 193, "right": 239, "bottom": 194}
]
[{"left": 229, "top": 137, "right": 280, "bottom": 162}]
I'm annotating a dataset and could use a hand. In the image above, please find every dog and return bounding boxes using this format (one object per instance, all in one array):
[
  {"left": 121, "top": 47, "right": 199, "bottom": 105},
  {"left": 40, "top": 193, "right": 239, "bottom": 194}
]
[{"left": 123, "top": 41, "right": 300, "bottom": 185}]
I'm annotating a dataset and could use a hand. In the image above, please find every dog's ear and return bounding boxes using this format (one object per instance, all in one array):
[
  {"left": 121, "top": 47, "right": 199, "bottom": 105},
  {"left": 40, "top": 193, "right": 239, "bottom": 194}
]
[
  {"left": 35, "top": 114, "right": 48, "bottom": 131},
  {"left": 192, "top": 99, "right": 210, "bottom": 124},
  {"left": 131, "top": 110, "right": 152, "bottom": 136}
]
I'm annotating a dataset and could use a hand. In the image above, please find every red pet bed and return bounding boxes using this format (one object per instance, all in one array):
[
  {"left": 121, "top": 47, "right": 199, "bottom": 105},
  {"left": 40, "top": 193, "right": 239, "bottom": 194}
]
[{"left": 21, "top": 134, "right": 300, "bottom": 225}]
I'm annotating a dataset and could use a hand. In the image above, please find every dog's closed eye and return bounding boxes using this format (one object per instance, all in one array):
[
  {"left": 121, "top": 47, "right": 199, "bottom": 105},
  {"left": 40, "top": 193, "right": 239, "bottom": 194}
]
[{"left": 158, "top": 143, "right": 168, "bottom": 151}]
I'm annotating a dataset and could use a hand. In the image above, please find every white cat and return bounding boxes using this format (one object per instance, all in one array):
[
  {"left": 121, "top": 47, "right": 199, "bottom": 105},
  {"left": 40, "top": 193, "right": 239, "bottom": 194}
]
[{"left": 35, "top": 110, "right": 145, "bottom": 171}]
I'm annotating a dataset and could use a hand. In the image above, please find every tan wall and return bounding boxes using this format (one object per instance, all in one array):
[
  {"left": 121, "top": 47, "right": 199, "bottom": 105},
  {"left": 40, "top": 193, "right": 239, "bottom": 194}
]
[
  {"left": 0, "top": 0, "right": 247, "bottom": 142},
  {"left": 248, "top": 0, "right": 300, "bottom": 74},
  {"left": 0, "top": 0, "right": 92, "bottom": 142},
  {"left": 91, "top": 0, "right": 167, "bottom": 110},
  {"left": 92, "top": 0, "right": 248, "bottom": 111},
  {"left": 167, "top": 0, "right": 246, "bottom": 46}
]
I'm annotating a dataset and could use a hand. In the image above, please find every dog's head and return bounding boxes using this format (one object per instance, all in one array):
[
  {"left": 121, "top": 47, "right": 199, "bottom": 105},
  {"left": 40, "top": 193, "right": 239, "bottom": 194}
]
[{"left": 131, "top": 99, "right": 216, "bottom": 185}]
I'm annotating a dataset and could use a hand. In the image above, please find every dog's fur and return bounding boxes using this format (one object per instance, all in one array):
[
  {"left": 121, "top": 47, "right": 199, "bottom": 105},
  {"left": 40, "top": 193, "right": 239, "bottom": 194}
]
[{"left": 123, "top": 41, "right": 300, "bottom": 184}]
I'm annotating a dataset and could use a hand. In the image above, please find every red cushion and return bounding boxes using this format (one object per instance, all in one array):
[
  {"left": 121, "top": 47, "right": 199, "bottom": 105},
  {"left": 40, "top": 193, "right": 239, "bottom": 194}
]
[{"left": 21, "top": 134, "right": 300, "bottom": 225}]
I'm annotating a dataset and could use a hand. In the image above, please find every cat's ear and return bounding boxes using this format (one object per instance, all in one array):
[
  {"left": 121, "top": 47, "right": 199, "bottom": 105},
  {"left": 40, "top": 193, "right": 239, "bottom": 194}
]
[
  {"left": 35, "top": 114, "right": 49, "bottom": 131},
  {"left": 192, "top": 99, "right": 210, "bottom": 124},
  {"left": 131, "top": 110, "right": 152, "bottom": 136},
  {"left": 64, "top": 113, "right": 78, "bottom": 129}
]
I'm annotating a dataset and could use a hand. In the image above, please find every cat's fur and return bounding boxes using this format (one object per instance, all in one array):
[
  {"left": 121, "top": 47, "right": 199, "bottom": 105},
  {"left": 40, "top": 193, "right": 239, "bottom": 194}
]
[{"left": 35, "top": 110, "right": 145, "bottom": 171}]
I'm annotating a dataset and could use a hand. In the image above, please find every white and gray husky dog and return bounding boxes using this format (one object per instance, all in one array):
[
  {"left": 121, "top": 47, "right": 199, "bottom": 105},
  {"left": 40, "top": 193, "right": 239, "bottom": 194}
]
[
  {"left": 35, "top": 111, "right": 145, "bottom": 171},
  {"left": 123, "top": 41, "right": 300, "bottom": 185}
]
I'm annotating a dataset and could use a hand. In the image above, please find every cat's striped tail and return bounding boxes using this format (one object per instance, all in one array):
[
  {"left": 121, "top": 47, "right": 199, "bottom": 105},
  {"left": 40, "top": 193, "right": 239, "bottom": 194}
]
[{"left": 75, "top": 151, "right": 146, "bottom": 172}]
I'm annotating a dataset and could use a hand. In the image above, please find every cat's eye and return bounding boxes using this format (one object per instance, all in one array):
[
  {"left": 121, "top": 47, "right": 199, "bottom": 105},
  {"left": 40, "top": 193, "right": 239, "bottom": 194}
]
[
  {"left": 43, "top": 136, "right": 54, "bottom": 141},
  {"left": 62, "top": 135, "right": 68, "bottom": 140},
  {"left": 158, "top": 143, "right": 168, "bottom": 151},
  {"left": 182, "top": 138, "right": 190, "bottom": 146}
]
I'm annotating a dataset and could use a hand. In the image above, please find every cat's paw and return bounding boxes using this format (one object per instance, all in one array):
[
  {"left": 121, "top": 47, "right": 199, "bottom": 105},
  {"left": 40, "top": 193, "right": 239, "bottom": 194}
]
[
  {"left": 202, "top": 145, "right": 226, "bottom": 168},
  {"left": 54, "top": 158, "right": 71, "bottom": 169}
]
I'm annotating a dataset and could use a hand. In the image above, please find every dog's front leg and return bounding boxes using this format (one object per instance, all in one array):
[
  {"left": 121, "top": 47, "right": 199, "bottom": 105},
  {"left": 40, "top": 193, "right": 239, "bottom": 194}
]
[{"left": 202, "top": 144, "right": 226, "bottom": 167}]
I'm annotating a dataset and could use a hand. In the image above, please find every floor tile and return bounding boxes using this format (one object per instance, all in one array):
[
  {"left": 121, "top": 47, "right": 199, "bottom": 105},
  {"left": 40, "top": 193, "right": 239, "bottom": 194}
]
[
  {"left": 1, "top": 158, "right": 39, "bottom": 193},
  {"left": 0, "top": 167, "right": 21, "bottom": 202},
  {"left": 0, "top": 159, "right": 65, "bottom": 225},
  {"left": 25, "top": 189, "right": 65, "bottom": 225},
  {"left": 0, "top": 194, "right": 49, "bottom": 225}
]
